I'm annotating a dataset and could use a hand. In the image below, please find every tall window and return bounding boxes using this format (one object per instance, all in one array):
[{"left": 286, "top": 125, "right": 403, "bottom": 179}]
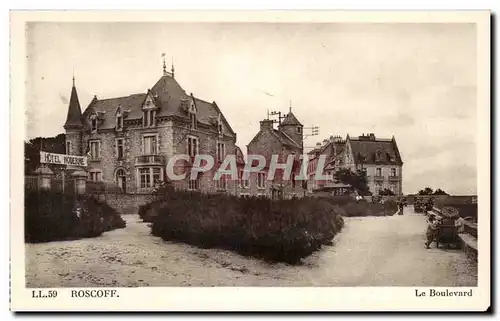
[
  {"left": 376, "top": 168, "right": 382, "bottom": 176},
  {"left": 143, "top": 110, "right": 155, "bottom": 127},
  {"left": 138, "top": 167, "right": 163, "bottom": 189},
  {"left": 190, "top": 113, "right": 197, "bottom": 130},
  {"left": 143, "top": 135, "right": 157, "bottom": 155},
  {"left": 391, "top": 168, "right": 397, "bottom": 177},
  {"left": 66, "top": 141, "right": 71, "bottom": 155},
  {"left": 139, "top": 168, "right": 150, "bottom": 188},
  {"left": 152, "top": 168, "right": 161, "bottom": 185},
  {"left": 89, "top": 140, "right": 100, "bottom": 161},
  {"left": 257, "top": 172, "right": 266, "bottom": 189},
  {"left": 216, "top": 142, "right": 225, "bottom": 162},
  {"left": 239, "top": 170, "right": 250, "bottom": 188},
  {"left": 187, "top": 137, "right": 199, "bottom": 157},
  {"left": 297, "top": 126, "right": 302, "bottom": 133},
  {"left": 116, "top": 138, "right": 124, "bottom": 160}
]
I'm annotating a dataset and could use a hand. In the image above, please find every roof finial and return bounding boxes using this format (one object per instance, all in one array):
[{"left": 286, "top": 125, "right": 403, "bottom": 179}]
[
  {"left": 162, "top": 53, "right": 167, "bottom": 76},
  {"left": 171, "top": 56, "right": 175, "bottom": 79},
  {"left": 289, "top": 100, "right": 292, "bottom": 113},
  {"left": 72, "top": 69, "right": 75, "bottom": 87}
]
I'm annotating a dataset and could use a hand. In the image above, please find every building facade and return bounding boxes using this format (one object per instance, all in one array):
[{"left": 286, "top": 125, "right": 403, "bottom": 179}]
[
  {"left": 308, "top": 133, "right": 403, "bottom": 196},
  {"left": 244, "top": 110, "right": 305, "bottom": 199},
  {"left": 64, "top": 65, "right": 240, "bottom": 194}
]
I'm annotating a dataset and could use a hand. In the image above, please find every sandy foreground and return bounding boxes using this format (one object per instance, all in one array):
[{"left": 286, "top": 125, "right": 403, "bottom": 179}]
[{"left": 25, "top": 208, "right": 477, "bottom": 287}]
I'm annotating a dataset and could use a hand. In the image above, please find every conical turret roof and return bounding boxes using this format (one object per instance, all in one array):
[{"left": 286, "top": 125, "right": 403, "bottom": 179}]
[{"left": 64, "top": 82, "right": 83, "bottom": 129}]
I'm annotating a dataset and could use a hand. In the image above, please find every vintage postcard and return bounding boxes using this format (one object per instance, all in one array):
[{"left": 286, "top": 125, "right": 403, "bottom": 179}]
[{"left": 10, "top": 10, "right": 490, "bottom": 311}]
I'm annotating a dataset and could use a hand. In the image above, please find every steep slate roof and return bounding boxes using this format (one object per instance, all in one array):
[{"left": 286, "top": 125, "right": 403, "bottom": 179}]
[
  {"left": 64, "top": 85, "right": 84, "bottom": 129},
  {"left": 348, "top": 136, "right": 403, "bottom": 165},
  {"left": 82, "top": 74, "right": 235, "bottom": 135},
  {"left": 273, "top": 129, "right": 301, "bottom": 149},
  {"left": 83, "top": 94, "right": 147, "bottom": 129},
  {"left": 279, "top": 112, "right": 303, "bottom": 126}
]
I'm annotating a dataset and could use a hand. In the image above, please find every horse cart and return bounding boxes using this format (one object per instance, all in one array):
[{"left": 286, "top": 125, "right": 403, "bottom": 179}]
[{"left": 435, "top": 207, "right": 461, "bottom": 249}]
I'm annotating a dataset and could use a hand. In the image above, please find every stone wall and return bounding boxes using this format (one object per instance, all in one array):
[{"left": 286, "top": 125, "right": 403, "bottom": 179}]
[{"left": 102, "top": 193, "right": 156, "bottom": 214}]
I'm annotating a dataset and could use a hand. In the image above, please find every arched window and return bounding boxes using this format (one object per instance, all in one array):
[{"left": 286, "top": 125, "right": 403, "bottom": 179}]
[{"left": 115, "top": 169, "right": 126, "bottom": 192}]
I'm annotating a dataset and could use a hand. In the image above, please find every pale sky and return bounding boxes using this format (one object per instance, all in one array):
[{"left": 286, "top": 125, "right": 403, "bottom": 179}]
[{"left": 25, "top": 22, "right": 477, "bottom": 195}]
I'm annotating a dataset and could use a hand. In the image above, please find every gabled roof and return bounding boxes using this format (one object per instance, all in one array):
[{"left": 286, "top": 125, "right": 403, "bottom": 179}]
[
  {"left": 81, "top": 74, "right": 236, "bottom": 135},
  {"left": 64, "top": 85, "right": 83, "bottom": 129},
  {"left": 279, "top": 111, "right": 303, "bottom": 126},
  {"left": 348, "top": 136, "right": 403, "bottom": 165}
]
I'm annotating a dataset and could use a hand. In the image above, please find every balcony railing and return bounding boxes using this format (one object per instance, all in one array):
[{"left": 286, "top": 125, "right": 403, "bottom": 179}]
[
  {"left": 388, "top": 175, "right": 399, "bottom": 182},
  {"left": 135, "top": 154, "right": 165, "bottom": 166},
  {"left": 373, "top": 175, "right": 384, "bottom": 182}
]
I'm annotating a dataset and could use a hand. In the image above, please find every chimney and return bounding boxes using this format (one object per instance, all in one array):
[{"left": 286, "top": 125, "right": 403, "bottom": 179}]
[
  {"left": 323, "top": 139, "right": 329, "bottom": 146},
  {"left": 329, "top": 135, "right": 334, "bottom": 143},
  {"left": 316, "top": 142, "right": 322, "bottom": 148},
  {"left": 260, "top": 119, "right": 274, "bottom": 131},
  {"left": 369, "top": 133, "right": 375, "bottom": 140}
]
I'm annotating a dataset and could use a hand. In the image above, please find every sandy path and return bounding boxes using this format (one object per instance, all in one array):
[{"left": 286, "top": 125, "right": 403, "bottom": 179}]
[{"left": 25, "top": 208, "right": 477, "bottom": 287}]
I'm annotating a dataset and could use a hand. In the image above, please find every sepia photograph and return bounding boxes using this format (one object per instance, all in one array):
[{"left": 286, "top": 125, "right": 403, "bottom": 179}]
[{"left": 10, "top": 10, "right": 490, "bottom": 311}]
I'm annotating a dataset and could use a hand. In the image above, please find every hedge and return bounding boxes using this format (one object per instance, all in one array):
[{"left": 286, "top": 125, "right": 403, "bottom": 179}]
[
  {"left": 149, "top": 192, "right": 345, "bottom": 264},
  {"left": 25, "top": 189, "right": 126, "bottom": 243}
]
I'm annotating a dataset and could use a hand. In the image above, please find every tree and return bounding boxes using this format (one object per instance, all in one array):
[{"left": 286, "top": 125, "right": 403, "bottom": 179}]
[
  {"left": 24, "top": 133, "right": 66, "bottom": 174},
  {"left": 417, "top": 187, "right": 434, "bottom": 195},
  {"left": 334, "top": 168, "right": 372, "bottom": 196},
  {"left": 433, "top": 188, "right": 449, "bottom": 195},
  {"left": 379, "top": 188, "right": 395, "bottom": 196}
]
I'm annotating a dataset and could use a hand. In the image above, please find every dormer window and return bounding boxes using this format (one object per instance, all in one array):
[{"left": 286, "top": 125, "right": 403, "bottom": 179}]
[
  {"left": 375, "top": 150, "right": 383, "bottom": 162},
  {"left": 188, "top": 100, "right": 197, "bottom": 130},
  {"left": 143, "top": 110, "right": 155, "bottom": 127},
  {"left": 90, "top": 113, "right": 98, "bottom": 132},
  {"left": 116, "top": 108, "right": 124, "bottom": 131},
  {"left": 216, "top": 113, "right": 223, "bottom": 136},
  {"left": 190, "top": 112, "right": 197, "bottom": 130}
]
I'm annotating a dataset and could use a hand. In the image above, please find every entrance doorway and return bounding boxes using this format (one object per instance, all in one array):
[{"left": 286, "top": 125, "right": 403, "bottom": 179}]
[{"left": 116, "top": 169, "right": 127, "bottom": 193}]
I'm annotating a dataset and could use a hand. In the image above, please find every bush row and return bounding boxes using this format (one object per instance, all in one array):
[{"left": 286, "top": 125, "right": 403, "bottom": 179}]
[
  {"left": 146, "top": 192, "right": 344, "bottom": 264},
  {"left": 25, "top": 189, "right": 126, "bottom": 243}
]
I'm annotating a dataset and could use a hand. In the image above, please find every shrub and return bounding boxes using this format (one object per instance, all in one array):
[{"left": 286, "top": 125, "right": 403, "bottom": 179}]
[
  {"left": 138, "top": 198, "right": 164, "bottom": 223},
  {"left": 324, "top": 198, "right": 398, "bottom": 217},
  {"left": 150, "top": 191, "right": 344, "bottom": 264},
  {"left": 25, "top": 189, "right": 125, "bottom": 243}
]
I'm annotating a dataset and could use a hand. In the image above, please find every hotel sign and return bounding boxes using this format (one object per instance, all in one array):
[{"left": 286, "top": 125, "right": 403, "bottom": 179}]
[{"left": 40, "top": 151, "right": 88, "bottom": 167}]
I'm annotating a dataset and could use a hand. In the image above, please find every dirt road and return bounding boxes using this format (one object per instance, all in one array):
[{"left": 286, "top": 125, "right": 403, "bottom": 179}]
[{"left": 25, "top": 209, "right": 477, "bottom": 287}]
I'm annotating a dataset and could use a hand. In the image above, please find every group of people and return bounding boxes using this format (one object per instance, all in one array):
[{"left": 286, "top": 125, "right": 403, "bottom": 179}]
[
  {"left": 397, "top": 198, "right": 408, "bottom": 215},
  {"left": 425, "top": 210, "right": 466, "bottom": 249}
]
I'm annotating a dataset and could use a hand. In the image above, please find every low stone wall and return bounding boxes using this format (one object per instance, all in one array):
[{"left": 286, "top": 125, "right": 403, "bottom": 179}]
[{"left": 96, "top": 193, "right": 156, "bottom": 214}]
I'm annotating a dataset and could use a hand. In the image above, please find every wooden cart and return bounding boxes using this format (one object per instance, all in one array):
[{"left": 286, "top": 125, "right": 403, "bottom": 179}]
[{"left": 435, "top": 207, "right": 461, "bottom": 249}]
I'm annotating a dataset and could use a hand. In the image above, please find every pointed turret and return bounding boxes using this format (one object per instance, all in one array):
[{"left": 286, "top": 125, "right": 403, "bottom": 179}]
[
  {"left": 63, "top": 77, "right": 83, "bottom": 130},
  {"left": 278, "top": 110, "right": 303, "bottom": 151}
]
